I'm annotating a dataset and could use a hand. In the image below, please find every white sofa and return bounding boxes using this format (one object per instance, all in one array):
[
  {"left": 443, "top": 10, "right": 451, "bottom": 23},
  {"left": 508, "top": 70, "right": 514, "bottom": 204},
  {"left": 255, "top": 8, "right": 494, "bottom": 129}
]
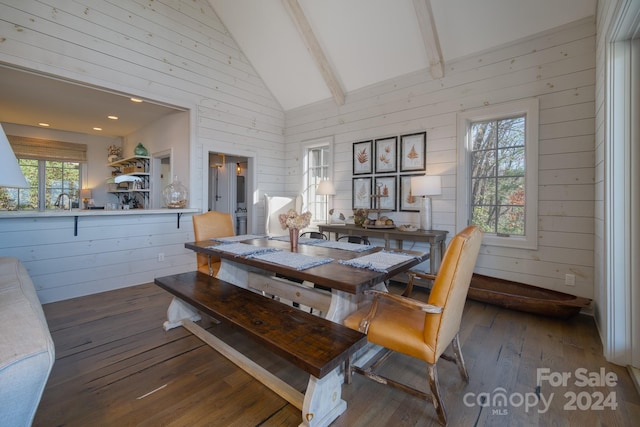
[{"left": 0, "top": 257, "right": 55, "bottom": 426}]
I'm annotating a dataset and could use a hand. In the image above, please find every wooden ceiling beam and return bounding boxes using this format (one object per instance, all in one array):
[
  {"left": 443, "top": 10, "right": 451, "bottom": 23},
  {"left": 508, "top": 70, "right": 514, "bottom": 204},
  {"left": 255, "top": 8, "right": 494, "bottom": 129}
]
[
  {"left": 282, "top": 0, "right": 345, "bottom": 106},
  {"left": 413, "top": 0, "right": 444, "bottom": 79}
]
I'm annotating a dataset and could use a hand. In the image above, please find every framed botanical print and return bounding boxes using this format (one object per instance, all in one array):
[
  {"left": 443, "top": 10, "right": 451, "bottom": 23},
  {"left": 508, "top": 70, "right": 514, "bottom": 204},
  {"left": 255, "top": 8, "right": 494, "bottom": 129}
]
[
  {"left": 352, "top": 177, "right": 372, "bottom": 209},
  {"left": 400, "top": 174, "right": 422, "bottom": 211},
  {"left": 400, "top": 131, "right": 426, "bottom": 172},
  {"left": 374, "top": 136, "right": 397, "bottom": 173},
  {"left": 352, "top": 140, "right": 373, "bottom": 175},
  {"left": 373, "top": 176, "right": 397, "bottom": 211}
]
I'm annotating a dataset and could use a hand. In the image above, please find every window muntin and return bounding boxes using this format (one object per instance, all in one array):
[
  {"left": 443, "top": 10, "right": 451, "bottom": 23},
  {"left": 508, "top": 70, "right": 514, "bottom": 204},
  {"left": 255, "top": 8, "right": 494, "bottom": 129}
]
[
  {"left": 302, "top": 137, "right": 333, "bottom": 224},
  {"left": 305, "top": 145, "right": 330, "bottom": 223},
  {"left": 457, "top": 98, "right": 538, "bottom": 249},
  {"left": 470, "top": 116, "right": 526, "bottom": 235}
]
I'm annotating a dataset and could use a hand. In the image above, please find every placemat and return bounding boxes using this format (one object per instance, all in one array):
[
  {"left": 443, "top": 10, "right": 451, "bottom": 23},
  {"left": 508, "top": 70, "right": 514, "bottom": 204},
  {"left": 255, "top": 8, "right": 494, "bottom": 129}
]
[
  {"left": 210, "top": 234, "right": 268, "bottom": 243},
  {"left": 339, "top": 250, "right": 421, "bottom": 272},
  {"left": 248, "top": 251, "right": 334, "bottom": 271},
  {"left": 205, "top": 242, "right": 280, "bottom": 257}
]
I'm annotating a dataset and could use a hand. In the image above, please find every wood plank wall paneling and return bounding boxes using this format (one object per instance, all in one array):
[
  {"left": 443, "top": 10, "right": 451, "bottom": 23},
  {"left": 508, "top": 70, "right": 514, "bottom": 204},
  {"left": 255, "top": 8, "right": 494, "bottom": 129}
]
[
  {"left": 284, "top": 18, "right": 596, "bottom": 299},
  {"left": 0, "top": 0, "right": 287, "bottom": 302},
  {"left": 0, "top": 213, "right": 198, "bottom": 303},
  {"left": 0, "top": 2, "right": 598, "bottom": 303},
  {"left": 0, "top": 0, "right": 285, "bottom": 216}
]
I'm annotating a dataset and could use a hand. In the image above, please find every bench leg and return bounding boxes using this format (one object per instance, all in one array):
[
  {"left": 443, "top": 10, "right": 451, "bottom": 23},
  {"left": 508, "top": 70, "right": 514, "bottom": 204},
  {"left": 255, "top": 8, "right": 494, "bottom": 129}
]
[
  {"left": 163, "top": 297, "right": 201, "bottom": 331},
  {"left": 301, "top": 368, "right": 347, "bottom": 427}
]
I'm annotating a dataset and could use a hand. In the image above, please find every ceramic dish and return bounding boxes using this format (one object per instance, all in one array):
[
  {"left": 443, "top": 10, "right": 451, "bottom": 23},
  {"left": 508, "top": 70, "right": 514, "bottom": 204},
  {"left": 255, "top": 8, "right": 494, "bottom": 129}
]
[{"left": 397, "top": 225, "right": 418, "bottom": 232}]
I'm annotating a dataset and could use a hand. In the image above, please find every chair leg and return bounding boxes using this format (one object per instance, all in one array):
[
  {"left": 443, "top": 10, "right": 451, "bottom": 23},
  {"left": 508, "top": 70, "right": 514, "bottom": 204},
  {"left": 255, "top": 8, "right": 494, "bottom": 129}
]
[
  {"left": 344, "top": 357, "right": 353, "bottom": 384},
  {"left": 451, "top": 333, "right": 469, "bottom": 383},
  {"left": 427, "top": 363, "right": 447, "bottom": 426},
  {"left": 401, "top": 273, "right": 415, "bottom": 297}
]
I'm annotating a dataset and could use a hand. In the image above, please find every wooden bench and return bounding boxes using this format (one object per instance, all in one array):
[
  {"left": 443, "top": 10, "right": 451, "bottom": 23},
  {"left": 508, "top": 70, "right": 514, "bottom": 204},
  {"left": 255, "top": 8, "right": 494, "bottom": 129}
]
[{"left": 155, "top": 271, "right": 367, "bottom": 427}]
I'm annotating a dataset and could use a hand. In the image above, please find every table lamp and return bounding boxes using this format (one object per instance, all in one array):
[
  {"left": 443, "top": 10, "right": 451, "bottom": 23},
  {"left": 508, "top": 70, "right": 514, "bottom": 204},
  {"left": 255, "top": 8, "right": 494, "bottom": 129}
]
[
  {"left": 410, "top": 175, "right": 441, "bottom": 231},
  {"left": 0, "top": 124, "right": 29, "bottom": 188},
  {"left": 80, "top": 189, "right": 92, "bottom": 209},
  {"left": 316, "top": 180, "right": 336, "bottom": 224}
]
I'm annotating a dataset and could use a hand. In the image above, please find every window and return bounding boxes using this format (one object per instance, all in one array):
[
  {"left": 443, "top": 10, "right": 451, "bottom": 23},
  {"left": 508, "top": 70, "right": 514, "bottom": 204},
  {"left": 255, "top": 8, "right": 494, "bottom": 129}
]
[
  {"left": 1, "top": 136, "right": 86, "bottom": 211},
  {"left": 302, "top": 137, "right": 332, "bottom": 223},
  {"left": 1, "top": 159, "right": 82, "bottom": 211},
  {"left": 457, "top": 99, "right": 538, "bottom": 249}
]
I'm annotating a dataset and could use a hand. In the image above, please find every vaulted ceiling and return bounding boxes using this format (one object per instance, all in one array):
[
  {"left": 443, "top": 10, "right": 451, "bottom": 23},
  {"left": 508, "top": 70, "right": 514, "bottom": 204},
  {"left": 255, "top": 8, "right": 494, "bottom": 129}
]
[
  {"left": 0, "top": 0, "right": 597, "bottom": 138},
  {"left": 209, "top": 0, "right": 597, "bottom": 111}
]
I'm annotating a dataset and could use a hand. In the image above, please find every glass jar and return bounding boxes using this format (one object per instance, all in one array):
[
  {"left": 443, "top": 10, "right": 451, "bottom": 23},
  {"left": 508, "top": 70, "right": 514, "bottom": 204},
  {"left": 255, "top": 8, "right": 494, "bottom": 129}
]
[
  {"left": 162, "top": 175, "right": 188, "bottom": 209},
  {"left": 134, "top": 143, "right": 149, "bottom": 156}
]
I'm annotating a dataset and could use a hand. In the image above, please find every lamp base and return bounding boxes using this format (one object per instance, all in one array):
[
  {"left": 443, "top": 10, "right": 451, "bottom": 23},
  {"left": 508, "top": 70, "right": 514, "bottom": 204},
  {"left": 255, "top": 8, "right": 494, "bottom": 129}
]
[{"left": 419, "top": 196, "right": 432, "bottom": 231}]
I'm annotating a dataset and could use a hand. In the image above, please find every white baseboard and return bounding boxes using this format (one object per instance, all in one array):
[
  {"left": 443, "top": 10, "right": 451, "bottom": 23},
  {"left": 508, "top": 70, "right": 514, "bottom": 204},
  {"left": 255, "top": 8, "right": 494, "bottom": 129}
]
[{"left": 628, "top": 366, "right": 640, "bottom": 396}]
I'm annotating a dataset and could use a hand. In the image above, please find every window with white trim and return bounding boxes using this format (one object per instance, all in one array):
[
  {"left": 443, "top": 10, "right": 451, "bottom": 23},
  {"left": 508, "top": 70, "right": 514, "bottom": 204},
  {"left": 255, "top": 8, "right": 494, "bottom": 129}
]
[
  {"left": 302, "top": 137, "right": 332, "bottom": 224},
  {"left": 457, "top": 99, "right": 538, "bottom": 249},
  {"left": 1, "top": 136, "right": 86, "bottom": 211}
]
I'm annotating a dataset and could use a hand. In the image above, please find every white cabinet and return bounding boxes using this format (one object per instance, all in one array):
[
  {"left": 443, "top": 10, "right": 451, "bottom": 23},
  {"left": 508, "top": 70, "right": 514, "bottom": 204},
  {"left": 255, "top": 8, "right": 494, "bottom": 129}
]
[{"left": 107, "top": 156, "right": 150, "bottom": 209}]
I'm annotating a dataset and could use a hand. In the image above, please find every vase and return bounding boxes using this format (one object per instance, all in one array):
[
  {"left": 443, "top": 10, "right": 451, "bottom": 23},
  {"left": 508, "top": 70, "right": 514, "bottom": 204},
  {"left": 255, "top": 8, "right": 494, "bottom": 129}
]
[
  {"left": 162, "top": 175, "right": 188, "bottom": 208},
  {"left": 134, "top": 143, "right": 149, "bottom": 156},
  {"left": 289, "top": 228, "right": 299, "bottom": 252}
]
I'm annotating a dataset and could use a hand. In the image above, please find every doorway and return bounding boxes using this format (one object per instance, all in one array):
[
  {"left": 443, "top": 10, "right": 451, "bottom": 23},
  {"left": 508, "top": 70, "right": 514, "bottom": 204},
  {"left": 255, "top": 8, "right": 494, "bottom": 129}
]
[
  {"left": 152, "top": 149, "right": 172, "bottom": 209},
  {"left": 207, "top": 151, "right": 252, "bottom": 235}
]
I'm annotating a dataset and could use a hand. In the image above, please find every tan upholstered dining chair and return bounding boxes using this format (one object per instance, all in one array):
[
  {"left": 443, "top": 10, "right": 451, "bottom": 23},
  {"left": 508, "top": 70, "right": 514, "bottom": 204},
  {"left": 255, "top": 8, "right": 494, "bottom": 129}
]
[
  {"left": 343, "top": 225, "right": 482, "bottom": 426},
  {"left": 192, "top": 211, "right": 235, "bottom": 276}
]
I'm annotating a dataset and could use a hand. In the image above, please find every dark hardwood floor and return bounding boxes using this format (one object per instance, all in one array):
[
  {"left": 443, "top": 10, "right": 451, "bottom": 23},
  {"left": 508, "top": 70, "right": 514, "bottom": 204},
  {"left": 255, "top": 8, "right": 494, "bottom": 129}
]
[{"left": 34, "top": 282, "right": 640, "bottom": 426}]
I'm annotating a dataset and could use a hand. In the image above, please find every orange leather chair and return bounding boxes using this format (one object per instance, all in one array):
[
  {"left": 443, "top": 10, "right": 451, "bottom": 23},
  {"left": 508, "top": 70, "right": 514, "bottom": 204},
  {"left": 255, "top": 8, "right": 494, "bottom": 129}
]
[
  {"left": 192, "top": 211, "right": 235, "bottom": 276},
  {"left": 343, "top": 225, "right": 482, "bottom": 426}
]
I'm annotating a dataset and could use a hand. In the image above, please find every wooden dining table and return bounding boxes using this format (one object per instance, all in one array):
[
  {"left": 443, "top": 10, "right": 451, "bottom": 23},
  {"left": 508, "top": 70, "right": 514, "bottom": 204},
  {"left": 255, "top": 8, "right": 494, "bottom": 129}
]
[
  {"left": 184, "top": 235, "right": 429, "bottom": 324},
  {"left": 177, "top": 235, "right": 428, "bottom": 427}
]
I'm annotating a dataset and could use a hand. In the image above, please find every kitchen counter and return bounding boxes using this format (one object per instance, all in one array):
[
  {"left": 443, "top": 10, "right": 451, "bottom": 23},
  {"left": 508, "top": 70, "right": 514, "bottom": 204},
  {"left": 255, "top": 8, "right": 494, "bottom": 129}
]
[
  {"left": 0, "top": 208, "right": 200, "bottom": 218},
  {"left": 0, "top": 208, "right": 201, "bottom": 236}
]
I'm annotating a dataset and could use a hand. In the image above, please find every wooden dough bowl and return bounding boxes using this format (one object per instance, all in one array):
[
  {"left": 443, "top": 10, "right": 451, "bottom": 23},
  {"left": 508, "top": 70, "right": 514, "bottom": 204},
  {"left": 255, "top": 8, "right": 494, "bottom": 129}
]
[{"left": 468, "top": 274, "right": 592, "bottom": 319}]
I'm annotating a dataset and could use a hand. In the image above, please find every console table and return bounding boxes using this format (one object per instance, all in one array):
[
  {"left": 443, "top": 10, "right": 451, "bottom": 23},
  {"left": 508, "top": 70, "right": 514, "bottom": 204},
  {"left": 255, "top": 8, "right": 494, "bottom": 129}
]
[{"left": 318, "top": 224, "right": 448, "bottom": 274}]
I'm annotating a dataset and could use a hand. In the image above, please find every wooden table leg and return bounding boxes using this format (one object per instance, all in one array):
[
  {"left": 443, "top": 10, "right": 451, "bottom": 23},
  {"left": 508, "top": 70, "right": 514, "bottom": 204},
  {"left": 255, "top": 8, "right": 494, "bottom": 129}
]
[
  {"left": 300, "top": 370, "right": 347, "bottom": 427},
  {"left": 204, "top": 261, "right": 358, "bottom": 427},
  {"left": 163, "top": 297, "right": 201, "bottom": 330}
]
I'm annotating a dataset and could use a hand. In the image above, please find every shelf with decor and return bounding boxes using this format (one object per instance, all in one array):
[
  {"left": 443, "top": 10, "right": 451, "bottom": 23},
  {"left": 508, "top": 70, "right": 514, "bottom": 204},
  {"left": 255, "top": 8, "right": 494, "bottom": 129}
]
[{"left": 106, "top": 156, "right": 151, "bottom": 209}]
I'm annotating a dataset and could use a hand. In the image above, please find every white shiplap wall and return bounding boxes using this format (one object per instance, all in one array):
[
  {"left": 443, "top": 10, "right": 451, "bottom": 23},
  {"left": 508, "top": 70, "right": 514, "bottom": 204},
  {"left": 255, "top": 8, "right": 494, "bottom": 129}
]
[
  {"left": 0, "top": 212, "right": 198, "bottom": 303},
  {"left": 0, "top": 0, "right": 285, "bottom": 302},
  {"left": 285, "top": 18, "right": 596, "bottom": 299}
]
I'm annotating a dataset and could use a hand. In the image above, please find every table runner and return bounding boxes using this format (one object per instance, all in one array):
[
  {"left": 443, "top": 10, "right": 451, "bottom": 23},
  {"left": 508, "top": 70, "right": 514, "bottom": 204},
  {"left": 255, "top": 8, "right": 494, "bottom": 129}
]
[
  {"left": 206, "top": 242, "right": 280, "bottom": 257},
  {"left": 339, "top": 250, "right": 422, "bottom": 272},
  {"left": 269, "top": 235, "right": 320, "bottom": 245},
  {"left": 310, "top": 239, "right": 375, "bottom": 252},
  {"left": 271, "top": 235, "right": 374, "bottom": 252},
  {"left": 211, "top": 234, "right": 268, "bottom": 243},
  {"left": 248, "top": 251, "right": 334, "bottom": 271}
]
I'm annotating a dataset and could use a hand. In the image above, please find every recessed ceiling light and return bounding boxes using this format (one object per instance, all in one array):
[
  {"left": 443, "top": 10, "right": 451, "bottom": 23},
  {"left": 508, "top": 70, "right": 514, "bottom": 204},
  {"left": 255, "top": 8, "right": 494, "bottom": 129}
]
[
  {"left": 38, "top": 123, "right": 50, "bottom": 127},
  {"left": 130, "top": 97, "right": 143, "bottom": 103},
  {"left": 93, "top": 127, "right": 102, "bottom": 131},
  {"left": 107, "top": 115, "right": 118, "bottom": 120}
]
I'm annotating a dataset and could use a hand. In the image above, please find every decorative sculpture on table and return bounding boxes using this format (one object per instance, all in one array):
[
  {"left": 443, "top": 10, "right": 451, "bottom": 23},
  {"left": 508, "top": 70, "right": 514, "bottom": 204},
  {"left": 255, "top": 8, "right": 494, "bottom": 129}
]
[{"left": 278, "top": 209, "right": 312, "bottom": 251}]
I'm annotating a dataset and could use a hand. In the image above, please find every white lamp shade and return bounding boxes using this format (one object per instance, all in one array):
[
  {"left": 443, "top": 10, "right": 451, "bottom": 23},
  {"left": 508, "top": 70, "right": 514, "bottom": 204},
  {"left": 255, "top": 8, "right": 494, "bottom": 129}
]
[
  {"left": 316, "top": 180, "right": 336, "bottom": 195},
  {"left": 411, "top": 175, "right": 442, "bottom": 196},
  {"left": 0, "top": 124, "right": 29, "bottom": 188},
  {"left": 80, "top": 189, "right": 92, "bottom": 199}
]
